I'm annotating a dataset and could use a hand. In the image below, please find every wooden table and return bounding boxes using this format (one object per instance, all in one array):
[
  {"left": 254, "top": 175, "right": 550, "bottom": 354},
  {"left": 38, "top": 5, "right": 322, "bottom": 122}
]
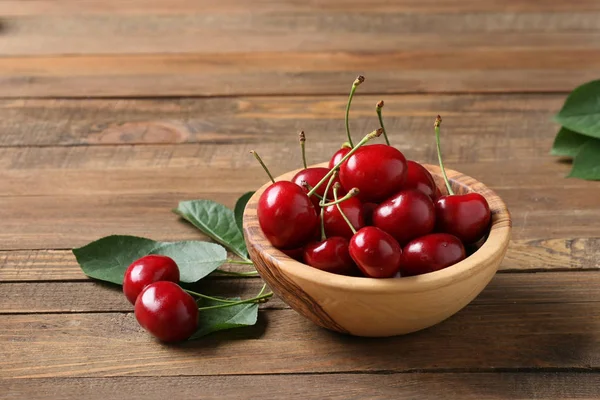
[{"left": 1, "top": 1, "right": 600, "bottom": 399}]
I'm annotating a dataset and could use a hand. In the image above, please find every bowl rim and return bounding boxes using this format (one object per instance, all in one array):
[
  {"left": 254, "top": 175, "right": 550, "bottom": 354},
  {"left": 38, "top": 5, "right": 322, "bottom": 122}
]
[{"left": 243, "top": 162, "right": 511, "bottom": 294}]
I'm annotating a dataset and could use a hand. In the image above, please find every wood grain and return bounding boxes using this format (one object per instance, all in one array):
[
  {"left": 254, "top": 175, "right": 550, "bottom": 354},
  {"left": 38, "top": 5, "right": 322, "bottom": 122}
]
[
  {"left": 4, "top": 0, "right": 600, "bottom": 15},
  {"left": 0, "top": 95, "right": 566, "bottom": 147},
  {"left": 2, "top": 272, "right": 600, "bottom": 314},
  {"left": 3, "top": 373, "right": 600, "bottom": 400},
  {"left": 2, "top": 302, "right": 600, "bottom": 378},
  {"left": 0, "top": 2, "right": 596, "bottom": 96}
]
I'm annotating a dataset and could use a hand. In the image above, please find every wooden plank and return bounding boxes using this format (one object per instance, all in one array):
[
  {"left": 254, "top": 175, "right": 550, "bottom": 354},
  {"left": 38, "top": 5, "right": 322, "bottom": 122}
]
[
  {"left": 1, "top": 10, "right": 599, "bottom": 56},
  {"left": 1, "top": 272, "right": 600, "bottom": 313},
  {"left": 0, "top": 53, "right": 596, "bottom": 97},
  {"left": 2, "top": 237, "right": 599, "bottom": 282},
  {"left": 2, "top": 301, "right": 600, "bottom": 378},
  {"left": 0, "top": 94, "right": 568, "bottom": 147},
  {"left": 3, "top": 373, "right": 600, "bottom": 400},
  {"left": 3, "top": 0, "right": 600, "bottom": 15}
]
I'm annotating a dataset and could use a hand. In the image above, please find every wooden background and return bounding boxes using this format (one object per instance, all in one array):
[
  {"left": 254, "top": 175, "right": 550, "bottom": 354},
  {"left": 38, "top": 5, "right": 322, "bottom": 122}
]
[{"left": 1, "top": 1, "right": 600, "bottom": 398}]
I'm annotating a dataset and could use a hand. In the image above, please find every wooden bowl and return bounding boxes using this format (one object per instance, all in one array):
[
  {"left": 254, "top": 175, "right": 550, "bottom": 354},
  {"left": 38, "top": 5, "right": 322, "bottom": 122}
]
[{"left": 243, "top": 163, "right": 511, "bottom": 337}]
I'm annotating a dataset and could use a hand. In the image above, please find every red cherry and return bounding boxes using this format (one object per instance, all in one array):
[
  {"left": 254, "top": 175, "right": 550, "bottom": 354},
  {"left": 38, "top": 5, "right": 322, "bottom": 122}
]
[
  {"left": 329, "top": 147, "right": 351, "bottom": 169},
  {"left": 401, "top": 233, "right": 466, "bottom": 276},
  {"left": 134, "top": 281, "right": 198, "bottom": 342},
  {"left": 258, "top": 181, "right": 319, "bottom": 249},
  {"left": 349, "top": 226, "right": 403, "bottom": 278},
  {"left": 405, "top": 161, "right": 439, "bottom": 200},
  {"left": 435, "top": 193, "right": 491, "bottom": 244},
  {"left": 123, "top": 255, "right": 180, "bottom": 305},
  {"left": 323, "top": 197, "right": 365, "bottom": 239},
  {"left": 362, "top": 202, "right": 378, "bottom": 226},
  {"left": 291, "top": 167, "right": 345, "bottom": 208},
  {"left": 373, "top": 189, "right": 436, "bottom": 246},
  {"left": 303, "top": 237, "right": 358, "bottom": 276},
  {"left": 339, "top": 144, "right": 408, "bottom": 203},
  {"left": 430, "top": 115, "right": 491, "bottom": 245}
]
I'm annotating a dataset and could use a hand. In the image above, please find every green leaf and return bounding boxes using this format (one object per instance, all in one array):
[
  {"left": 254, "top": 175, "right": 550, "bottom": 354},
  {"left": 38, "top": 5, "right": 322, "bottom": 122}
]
[
  {"left": 568, "top": 139, "right": 600, "bottom": 180},
  {"left": 150, "top": 241, "right": 227, "bottom": 283},
  {"left": 72, "top": 235, "right": 157, "bottom": 285},
  {"left": 72, "top": 235, "right": 227, "bottom": 285},
  {"left": 189, "top": 299, "right": 259, "bottom": 340},
  {"left": 173, "top": 200, "right": 248, "bottom": 259},
  {"left": 234, "top": 191, "right": 254, "bottom": 234},
  {"left": 555, "top": 79, "right": 600, "bottom": 139},
  {"left": 550, "top": 127, "right": 591, "bottom": 157}
]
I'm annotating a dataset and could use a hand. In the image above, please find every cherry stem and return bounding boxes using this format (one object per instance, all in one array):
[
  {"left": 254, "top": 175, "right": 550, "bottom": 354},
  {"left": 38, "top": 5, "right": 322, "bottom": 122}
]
[
  {"left": 184, "top": 289, "right": 240, "bottom": 303},
  {"left": 250, "top": 150, "right": 275, "bottom": 184},
  {"left": 197, "top": 290, "right": 273, "bottom": 311},
  {"left": 434, "top": 115, "right": 454, "bottom": 195},
  {"left": 341, "top": 142, "right": 352, "bottom": 149},
  {"left": 299, "top": 131, "right": 307, "bottom": 169},
  {"left": 376, "top": 100, "right": 390, "bottom": 146},
  {"left": 307, "top": 128, "right": 383, "bottom": 197},
  {"left": 319, "top": 207, "right": 326, "bottom": 241},
  {"left": 225, "top": 259, "right": 254, "bottom": 265},
  {"left": 214, "top": 270, "right": 259, "bottom": 277},
  {"left": 320, "top": 187, "right": 359, "bottom": 207},
  {"left": 301, "top": 181, "right": 325, "bottom": 201},
  {"left": 333, "top": 185, "right": 357, "bottom": 235},
  {"left": 320, "top": 170, "right": 338, "bottom": 205},
  {"left": 344, "top": 75, "right": 365, "bottom": 148}
]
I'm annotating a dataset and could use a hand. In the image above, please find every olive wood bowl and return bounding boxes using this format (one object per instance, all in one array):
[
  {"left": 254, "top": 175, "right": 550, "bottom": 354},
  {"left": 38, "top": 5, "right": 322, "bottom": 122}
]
[{"left": 243, "top": 162, "right": 511, "bottom": 337}]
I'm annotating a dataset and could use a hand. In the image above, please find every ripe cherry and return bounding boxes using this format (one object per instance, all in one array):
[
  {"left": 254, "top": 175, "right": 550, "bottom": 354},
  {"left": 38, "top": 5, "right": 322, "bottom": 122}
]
[
  {"left": 405, "top": 160, "right": 439, "bottom": 200},
  {"left": 339, "top": 144, "right": 408, "bottom": 203},
  {"left": 303, "top": 237, "right": 358, "bottom": 276},
  {"left": 281, "top": 247, "right": 305, "bottom": 262},
  {"left": 349, "top": 226, "right": 403, "bottom": 278},
  {"left": 258, "top": 181, "right": 319, "bottom": 249},
  {"left": 373, "top": 189, "right": 436, "bottom": 245},
  {"left": 401, "top": 233, "right": 466, "bottom": 276},
  {"left": 324, "top": 196, "right": 365, "bottom": 239},
  {"left": 251, "top": 150, "right": 319, "bottom": 249},
  {"left": 123, "top": 255, "right": 180, "bottom": 305},
  {"left": 291, "top": 167, "right": 344, "bottom": 209},
  {"left": 436, "top": 193, "right": 491, "bottom": 244},
  {"left": 432, "top": 116, "right": 491, "bottom": 244},
  {"left": 329, "top": 146, "right": 351, "bottom": 169},
  {"left": 134, "top": 281, "right": 198, "bottom": 342}
]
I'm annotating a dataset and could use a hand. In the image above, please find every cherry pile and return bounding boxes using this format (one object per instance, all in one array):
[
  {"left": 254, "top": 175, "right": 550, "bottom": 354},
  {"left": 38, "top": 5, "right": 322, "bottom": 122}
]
[{"left": 256, "top": 77, "right": 491, "bottom": 279}]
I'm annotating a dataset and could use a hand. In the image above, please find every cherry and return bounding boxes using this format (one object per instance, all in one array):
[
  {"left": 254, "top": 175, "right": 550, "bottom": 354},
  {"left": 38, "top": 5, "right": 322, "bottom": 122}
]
[
  {"left": 291, "top": 167, "right": 344, "bottom": 209},
  {"left": 329, "top": 146, "right": 351, "bottom": 169},
  {"left": 123, "top": 255, "right": 180, "bottom": 305},
  {"left": 405, "top": 160, "right": 439, "bottom": 200},
  {"left": 401, "top": 233, "right": 466, "bottom": 276},
  {"left": 134, "top": 281, "right": 198, "bottom": 342},
  {"left": 432, "top": 116, "right": 491, "bottom": 244},
  {"left": 373, "top": 189, "right": 436, "bottom": 245},
  {"left": 349, "top": 226, "right": 403, "bottom": 278},
  {"left": 303, "top": 237, "right": 358, "bottom": 276},
  {"left": 258, "top": 181, "right": 319, "bottom": 249},
  {"left": 251, "top": 150, "right": 319, "bottom": 249},
  {"left": 339, "top": 144, "right": 408, "bottom": 203},
  {"left": 436, "top": 193, "right": 491, "bottom": 244},
  {"left": 324, "top": 196, "right": 365, "bottom": 239}
]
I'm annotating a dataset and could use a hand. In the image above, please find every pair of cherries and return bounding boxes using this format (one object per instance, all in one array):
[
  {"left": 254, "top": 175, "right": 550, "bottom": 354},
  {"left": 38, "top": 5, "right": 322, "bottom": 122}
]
[
  {"left": 256, "top": 95, "right": 491, "bottom": 278},
  {"left": 123, "top": 255, "right": 198, "bottom": 342}
]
